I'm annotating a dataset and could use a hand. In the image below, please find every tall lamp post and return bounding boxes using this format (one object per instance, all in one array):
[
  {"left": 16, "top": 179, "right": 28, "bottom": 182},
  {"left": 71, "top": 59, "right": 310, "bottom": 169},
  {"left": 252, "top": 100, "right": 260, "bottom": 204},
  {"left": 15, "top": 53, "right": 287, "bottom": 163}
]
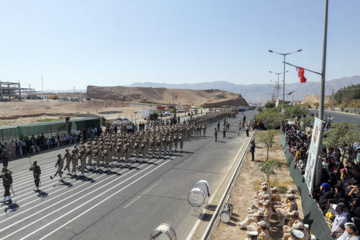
[
  {"left": 268, "top": 49, "right": 302, "bottom": 114},
  {"left": 269, "top": 71, "right": 288, "bottom": 98},
  {"left": 269, "top": 80, "right": 277, "bottom": 100}
]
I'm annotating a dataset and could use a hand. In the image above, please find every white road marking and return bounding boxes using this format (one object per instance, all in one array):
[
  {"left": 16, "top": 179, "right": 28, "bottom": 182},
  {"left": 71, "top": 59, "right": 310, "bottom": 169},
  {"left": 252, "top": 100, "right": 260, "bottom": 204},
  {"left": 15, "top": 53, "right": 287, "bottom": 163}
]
[
  {"left": 142, "top": 179, "right": 163, "bottom": 195},
  {"left": 36, "top": 159, "right": 170, "bottom": 240},
  {"left": 123, "top": 195, "right": 142, "bottom": 209},
  {"left": 123, "top": 178, "right": 164, "bottom": 209},
  {"left": 0, "top": 157, "right": 162, "bottom": 226}
]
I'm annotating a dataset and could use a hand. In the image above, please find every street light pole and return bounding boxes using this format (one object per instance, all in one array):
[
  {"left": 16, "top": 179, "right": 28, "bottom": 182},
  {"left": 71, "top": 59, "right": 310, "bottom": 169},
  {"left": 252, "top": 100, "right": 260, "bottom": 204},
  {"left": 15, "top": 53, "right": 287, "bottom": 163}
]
[
  {"left": 319, "top": 0, "right": 329, "bottom": 120},
  {"left": 269, "top": 49, "right": 302, "bottom": 114},
  {"left": 269, "top": 71, "right": 288, "bottom": 99}
]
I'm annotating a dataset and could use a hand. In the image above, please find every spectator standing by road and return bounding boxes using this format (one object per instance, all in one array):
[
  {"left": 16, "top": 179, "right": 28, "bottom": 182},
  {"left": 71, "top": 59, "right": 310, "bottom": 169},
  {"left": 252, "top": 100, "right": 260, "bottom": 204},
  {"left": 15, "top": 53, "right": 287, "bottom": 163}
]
[
  {"left": 245, "top": 125, "right": 249, "bottom": 137},
  {"left": 250, "top": 140, "right": 255, "bottom": 161},
  {"left": 214, "top": 128, "right": 217, "bottom": 142},
  {"left": 355, "top": 148, "right": 360, "bottom": 165},
  {"left": 331, "top": 205, "right": 348, "bottom": 238}
]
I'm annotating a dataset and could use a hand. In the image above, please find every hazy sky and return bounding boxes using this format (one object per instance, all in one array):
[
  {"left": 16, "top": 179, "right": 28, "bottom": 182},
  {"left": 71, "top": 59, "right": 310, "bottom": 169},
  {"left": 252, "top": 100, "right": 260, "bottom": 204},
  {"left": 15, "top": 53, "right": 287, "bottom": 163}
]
[{"left": 0, "top": 0, "right": 359, "bottom": 91}]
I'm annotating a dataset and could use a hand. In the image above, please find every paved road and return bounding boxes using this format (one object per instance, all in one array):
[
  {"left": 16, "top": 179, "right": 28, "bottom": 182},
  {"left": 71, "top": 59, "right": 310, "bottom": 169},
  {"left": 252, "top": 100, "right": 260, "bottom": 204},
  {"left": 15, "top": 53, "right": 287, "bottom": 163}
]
[
  {"left": 0, "top": 111, "right": 256, "bottom": 240},
  {"left": 309, "top": 110, "right": 359, "bottom": 124}
]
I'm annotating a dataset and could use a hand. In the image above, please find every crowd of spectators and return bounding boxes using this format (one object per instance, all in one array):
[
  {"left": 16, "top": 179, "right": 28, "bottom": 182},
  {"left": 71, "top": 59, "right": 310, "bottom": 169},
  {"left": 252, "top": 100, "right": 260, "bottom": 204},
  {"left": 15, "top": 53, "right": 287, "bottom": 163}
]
[
  {"left": 0, "top": 126, "right": 102, "bottom": 159},
  {"left": 282, "top": 120, "right": 360, "bottom": 239}
]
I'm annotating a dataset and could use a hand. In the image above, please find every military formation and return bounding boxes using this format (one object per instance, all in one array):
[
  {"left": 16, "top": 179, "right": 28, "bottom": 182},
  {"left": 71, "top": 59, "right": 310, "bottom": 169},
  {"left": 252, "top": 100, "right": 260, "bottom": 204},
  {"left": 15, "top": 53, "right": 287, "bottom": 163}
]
[
  {"left": 238, "top": 182, "right": 312, "bottom": 240},
  {"left": 0, "top": 110, "right": 236, "bottom": 205},
  {"left": 51, "top": 110, "right": 235, "bottom": 178}
]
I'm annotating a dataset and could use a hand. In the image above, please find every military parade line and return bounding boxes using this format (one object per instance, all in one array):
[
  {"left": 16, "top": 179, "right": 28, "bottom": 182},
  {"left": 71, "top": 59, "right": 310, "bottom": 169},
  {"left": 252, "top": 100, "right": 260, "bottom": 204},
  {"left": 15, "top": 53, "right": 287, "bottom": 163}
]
[{"left": 1, "top": 110, "right": 236, "bottom": 206}]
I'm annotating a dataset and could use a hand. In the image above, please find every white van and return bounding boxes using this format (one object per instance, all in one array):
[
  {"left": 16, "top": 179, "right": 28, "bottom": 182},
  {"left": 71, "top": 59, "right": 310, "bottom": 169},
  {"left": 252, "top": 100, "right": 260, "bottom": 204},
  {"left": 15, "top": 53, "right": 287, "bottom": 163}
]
[{"left": 113, "top": 117, "right": 131, "bottom": 125}]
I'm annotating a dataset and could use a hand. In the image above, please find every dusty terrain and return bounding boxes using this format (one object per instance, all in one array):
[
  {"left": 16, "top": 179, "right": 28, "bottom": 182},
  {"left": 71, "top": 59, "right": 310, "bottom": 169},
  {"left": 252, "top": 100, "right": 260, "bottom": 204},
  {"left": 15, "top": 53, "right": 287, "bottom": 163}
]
[
  {"left": 211, "top": 133, "right": 302, "bottom": 240},
  {"left": 301, "top": 95, "right": 331, "bottom": 107},
  {"left": 86, "top": 85, "right": 249, "bottom": 107},
  {"left": 0, "top": 99, "right": 147, "bottom": 126}
]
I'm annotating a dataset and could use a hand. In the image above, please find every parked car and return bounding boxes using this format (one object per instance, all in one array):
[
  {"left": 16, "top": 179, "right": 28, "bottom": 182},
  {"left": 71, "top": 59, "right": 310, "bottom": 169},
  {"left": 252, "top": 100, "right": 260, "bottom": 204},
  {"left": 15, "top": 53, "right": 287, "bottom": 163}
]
[
  {"left": 163, "top": 111, "right": 172, "bottom": 116},
  {"left": 113, "top": 117, "right": 131, "bottom": 125}
]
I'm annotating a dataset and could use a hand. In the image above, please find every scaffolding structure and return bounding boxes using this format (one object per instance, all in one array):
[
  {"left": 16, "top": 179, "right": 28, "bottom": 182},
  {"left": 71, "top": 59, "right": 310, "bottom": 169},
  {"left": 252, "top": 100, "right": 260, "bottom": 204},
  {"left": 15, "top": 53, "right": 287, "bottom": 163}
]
[{"left": 0, "top": 81, "right": 36, "bottom": 101}]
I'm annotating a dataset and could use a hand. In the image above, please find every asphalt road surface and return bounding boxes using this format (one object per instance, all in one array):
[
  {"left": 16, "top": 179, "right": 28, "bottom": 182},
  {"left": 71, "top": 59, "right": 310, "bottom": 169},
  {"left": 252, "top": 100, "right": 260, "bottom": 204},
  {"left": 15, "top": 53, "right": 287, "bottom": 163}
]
[
  {"left": 0, "top": 110, "right": 256, "bottom": 240},
  {"left": 309, "top": 109, "right": 360, "bottom": 124}
]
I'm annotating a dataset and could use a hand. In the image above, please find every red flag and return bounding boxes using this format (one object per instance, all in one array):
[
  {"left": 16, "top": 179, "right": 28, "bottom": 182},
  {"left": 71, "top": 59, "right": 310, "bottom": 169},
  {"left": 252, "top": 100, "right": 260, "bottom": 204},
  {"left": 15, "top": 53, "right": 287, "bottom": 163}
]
[{"left": 296, "top": 67, "right": 307, "bottom": 83}]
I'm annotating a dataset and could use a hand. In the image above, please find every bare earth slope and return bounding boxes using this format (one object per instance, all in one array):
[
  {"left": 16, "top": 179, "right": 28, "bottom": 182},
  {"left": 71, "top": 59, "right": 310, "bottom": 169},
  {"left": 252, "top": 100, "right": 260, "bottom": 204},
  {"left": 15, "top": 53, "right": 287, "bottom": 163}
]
[
  {"left": 86, "top": 85, "right": 249, "bottom": 107},
  {"left": 301, "top": 95, "right": 331, "bottom": 107}
]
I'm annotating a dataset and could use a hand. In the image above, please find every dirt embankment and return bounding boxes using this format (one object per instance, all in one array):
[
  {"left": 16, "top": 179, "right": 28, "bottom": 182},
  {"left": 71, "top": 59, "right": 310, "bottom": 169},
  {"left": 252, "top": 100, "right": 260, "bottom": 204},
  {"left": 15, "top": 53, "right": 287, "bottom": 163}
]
[
  {"left": 301, "top": 95, "right": 331, "bottom": 107},
  {"left": 86, "top": 86, "right": 249, "bottom": 107},
  {"left": 0, "top": 99, "right": 140, "bottom": 126},
  {"left": 211, "top": 133, "right": 302, "bottom": 240}
]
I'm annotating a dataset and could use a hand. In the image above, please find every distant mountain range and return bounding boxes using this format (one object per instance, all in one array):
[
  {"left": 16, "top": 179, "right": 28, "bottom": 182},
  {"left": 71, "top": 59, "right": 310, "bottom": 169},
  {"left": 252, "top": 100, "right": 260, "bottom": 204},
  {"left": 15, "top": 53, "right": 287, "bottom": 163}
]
[{"left": 126, "top": 76, "right": 360, "bottom": 104}]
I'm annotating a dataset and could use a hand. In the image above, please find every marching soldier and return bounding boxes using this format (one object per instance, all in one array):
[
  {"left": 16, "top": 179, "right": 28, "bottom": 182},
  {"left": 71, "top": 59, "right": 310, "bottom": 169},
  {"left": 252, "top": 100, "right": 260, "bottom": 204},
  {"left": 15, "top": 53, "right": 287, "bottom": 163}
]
[
  {"left": 94, "top": 148, "right": 102, "bottom": 169},
  {"left": 79, "top": 149, "right": 87, "bottom": 177},
  {"left": 63, "top": 149, "right": 72, "bottom": 175},
  {"left": 87, "top": 147, "right": 94, "bottom": 166},
  {"left": 1, "top": 167, "right": 13, "bottom": 204},
  {"left": 71, "top": 149, "right": 79, "bottom": 176},
  {"left": 202, "top": 124, "right": 206, "bottom": 136},
  {"left": 173, "top": 134, "right": 179, "bottom": 152},
  {"left": 50, "top": 154, "right": 64, "bottom": 182},
  {"left": 179, "top": 134, "right": 184, "bottom": 153},
  {"left": 29, "top": 161, "right": 41, "bottom": 192}
]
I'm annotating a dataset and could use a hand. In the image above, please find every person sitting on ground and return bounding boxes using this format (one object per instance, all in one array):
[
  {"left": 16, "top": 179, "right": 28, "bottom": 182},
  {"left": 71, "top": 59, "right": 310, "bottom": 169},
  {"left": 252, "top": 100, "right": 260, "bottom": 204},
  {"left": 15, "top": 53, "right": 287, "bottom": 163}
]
[
  {"left": 275, "top": 194, "right": 298, "bottom": 227},
  {"left": 257, "top": 221, "right": 269, "bottom": 240},
  {"left": 238, "top": 211, "right": 266, "bottom": 229},
  {"left": 282, "top": 211, "right": 304, "bottom": 240},
  {"left": 271, "top": 187, "right": 281, "bottom": 205}
]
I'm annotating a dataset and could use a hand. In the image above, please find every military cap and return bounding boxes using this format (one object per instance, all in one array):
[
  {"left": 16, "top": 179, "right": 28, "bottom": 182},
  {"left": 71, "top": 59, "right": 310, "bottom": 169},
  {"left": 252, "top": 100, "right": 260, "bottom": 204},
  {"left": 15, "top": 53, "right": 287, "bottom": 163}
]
[{"left": 259, "top": 221, "right": 267, "bottom": 228}]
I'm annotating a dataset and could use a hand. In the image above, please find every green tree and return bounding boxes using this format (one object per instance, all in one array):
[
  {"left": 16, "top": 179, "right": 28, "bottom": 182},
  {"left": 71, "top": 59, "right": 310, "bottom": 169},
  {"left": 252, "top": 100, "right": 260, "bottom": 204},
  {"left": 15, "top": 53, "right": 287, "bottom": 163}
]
[
  {"left": 265, "top": 101, "right": 276, "bottom": 109},
  {"left": 257, "top": 130, "right": 278, "bottom": 161},
  {"left": 259, "top": 160, "right": 282, "bottom": 185},
  {"left": 323, "top": 122, "right": 360, "bottom": 149},
  {"left": 254, "top": 109, "right": 284, "bottom": 129}
]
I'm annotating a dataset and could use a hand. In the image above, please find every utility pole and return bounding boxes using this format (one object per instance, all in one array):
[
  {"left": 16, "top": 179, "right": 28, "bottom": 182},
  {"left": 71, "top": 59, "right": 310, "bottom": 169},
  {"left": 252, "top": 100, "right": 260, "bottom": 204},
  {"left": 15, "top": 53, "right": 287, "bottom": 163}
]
[
  {"left": 74, "top": 86, "right": 75, "bottom": 93},
  {"left": 41, "top": 75, "right": 43, "bottom": 93},
  {"left": 331, "top": 89, "right": 334, "bottom": 111}
]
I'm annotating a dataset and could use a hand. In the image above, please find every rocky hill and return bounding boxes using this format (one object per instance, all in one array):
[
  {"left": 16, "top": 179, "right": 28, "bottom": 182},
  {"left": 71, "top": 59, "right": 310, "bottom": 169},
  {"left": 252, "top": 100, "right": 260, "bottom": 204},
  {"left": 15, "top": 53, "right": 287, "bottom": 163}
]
[
  {"left": 86, "top": 85, "right": 249, "bottom": 107},
  {"left": 126, "top": 75, "right": 360, "bottom": 104}
]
